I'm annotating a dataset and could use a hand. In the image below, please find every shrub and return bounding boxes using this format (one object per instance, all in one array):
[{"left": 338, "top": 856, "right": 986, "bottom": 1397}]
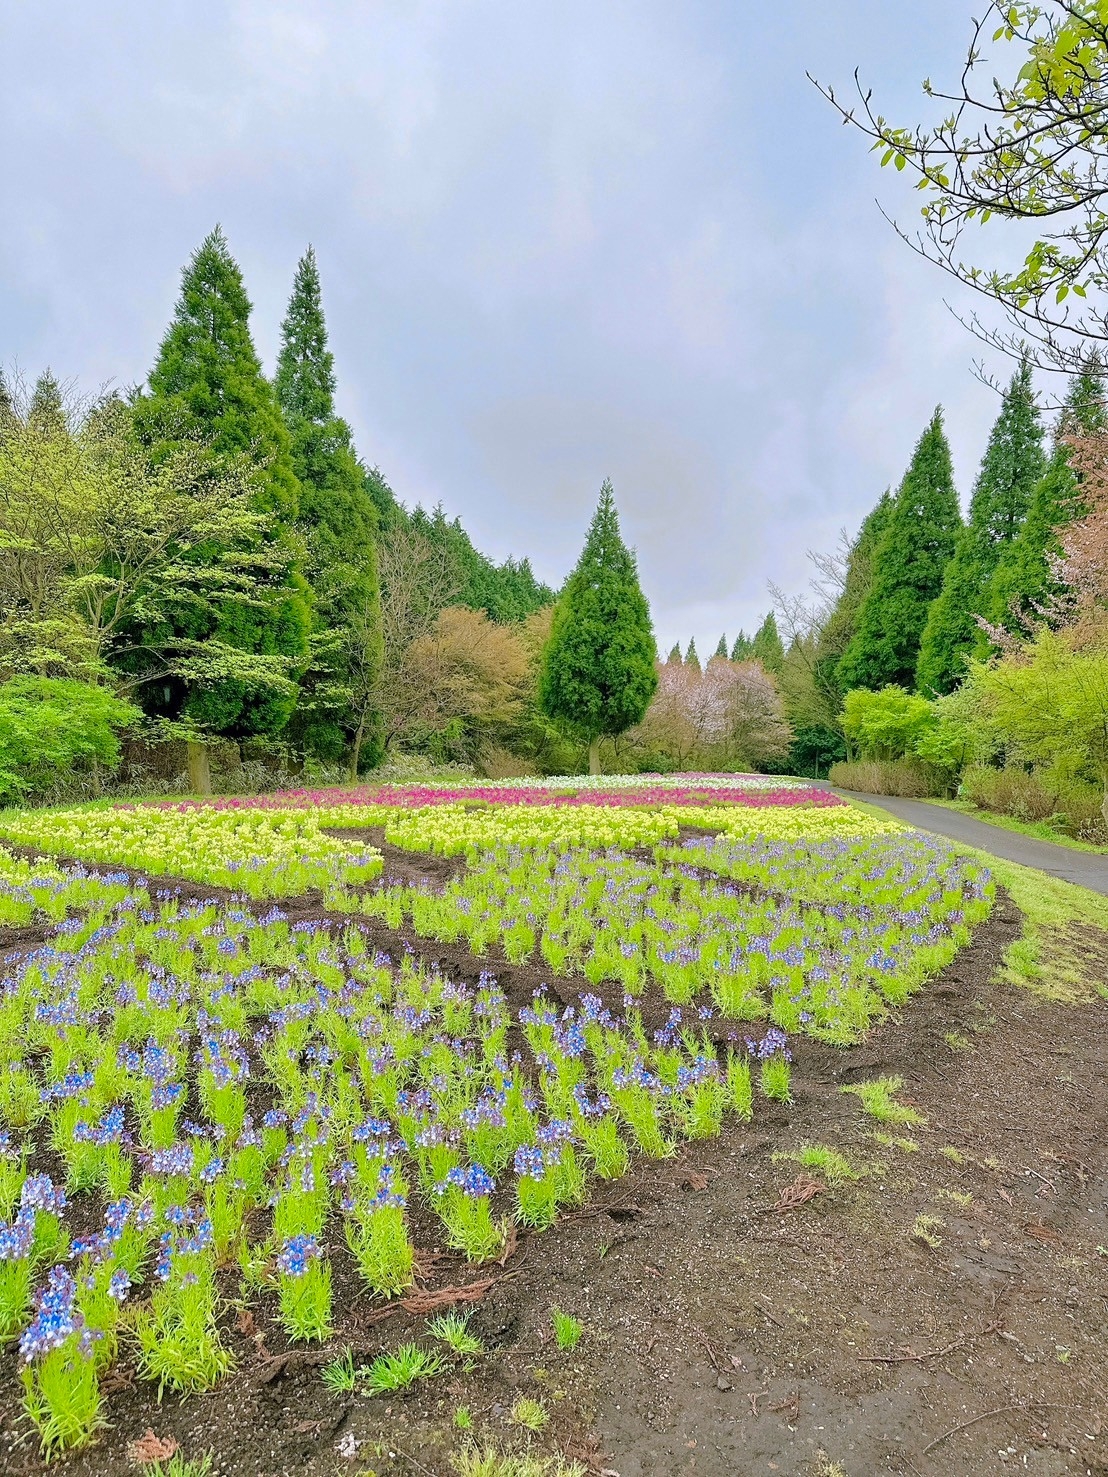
[
  {"left": 1055, "top": 782, "right": 1108, "bottom": 842},
  {"left": 828, "top": 759, "right": 946, "bottom": 798},
  {"left": 841, "top": 686, "right": 936, "bottom": 761},
  {"left": 0, "top": 678, "right": 138, "bottom": 803},
  {"left": 961, "top": 765, "right": 1056, "bottom": 821},
  {"left": 961, "top": 766, "right": 1108, "bottom": 841}
]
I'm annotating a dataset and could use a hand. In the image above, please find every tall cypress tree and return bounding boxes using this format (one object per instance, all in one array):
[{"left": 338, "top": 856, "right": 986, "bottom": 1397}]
[
  {"left": 666, "top": 642, "right": 682, "bottom": 663},
  {"left": 750, "top": 611, "right": 785, "bottom": 674},
  {"left": 838, "top": 408, "right": 961, "bottom": 692},
  {"left": 731, "top": 631, "right": 753, "bottom": 661},
  {"left": 685, "top": 638, "right": 701, "bottom": 671},
  {"left": 819, "top": 491, "right": 895, "bottom": 694},
  {"left": 130, "top": 227, "right": 309, "bottom": 737},
  {"left": 275, "top": 246, "right": 384, "bottom": 767},
  {"left": 916, "top": 363, "right": 1045, "bottom": 694},
  {"left": 713, "top": 634, "right": 729, "bottom": 660},
  {"left": 539, "top": 480, "right": 657, "bottom": 774},
  {"left": 987, "top": 364, "right": 1106, "bottom": 630}
]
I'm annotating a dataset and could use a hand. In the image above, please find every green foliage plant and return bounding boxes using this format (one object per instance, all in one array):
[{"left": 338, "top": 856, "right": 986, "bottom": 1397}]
[
  {"left": 774, "top": 1143, "right": 859, "bottom": 1187},
  {"left": 429, "top": 1311, "right": 485, "bottom": 1357},
  {"left": 321, "top": 1347, "right": 361, "bottom": 1394},
  {"left": 364, "top": 1342, "right": 445, "bottom": 1394},
  {"left": 841, "top": 1075, "right": 926, "bottom": 1125},
  {"left": 0, "top": 677, "right": 138, "bottom": 803},
  {"left": 539, "top": 481, "right": 657, "bottom": 774},
  {"left": 509, "top": 1395, "right": 549, "bottom": 1433},
  {"left": 759, "top": 1054, "right": 792, "bottom": 1103},
  {"left": 841, "top": 685, "right": 936, "bottom": 761},
  {"left": 149, "top": 1456, "right": 214, "bottom": 1477},
  {"left": 20, "top": 1345, "right": 104, "bottom": 1457},
  {"left": 551, "top": 1308, "right": 583, "bottom": 1351},
  {"left": 452, "top": 1448, "right": 585, "bottom": 1477}
]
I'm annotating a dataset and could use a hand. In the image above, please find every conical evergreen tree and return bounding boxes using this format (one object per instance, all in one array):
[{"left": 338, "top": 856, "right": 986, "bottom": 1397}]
[
  {"left": 275, "top": 246, "right": 384, "bottom": 768},
  {"left": 917, "top": 363, "right": 1045, "bottom": 694},
  {"left": 685, "top": 638, "right": 701, "bottom": 672},
  {"left": 131, "top": 227, "right": 309, "bottom": 736},
  {"left": 750, "top": 611, "right": 785, "bottom": 674},
  {"left": 731, "top": 631, "right": 753, "bottom": 661},
  {"left": 666, "top": 642, "right": 682, "bottom": 663},
  {"left": 820, "top": 491, "right": 895, "bottom": 693},
  {"left": 27, "top": 370, "right": 67, "bottom": 435},
  {"left": 713, "top": 634, "right": 729, "bottom": 660},
  {"left": 539, "top": 480, "right": 657, "bottom": 773},
  {"left": 837, "top": 408, "right": 961, "bottom": 691},
  {"left": 986, "top": 363, "right": 1106, "bottom": 631}
]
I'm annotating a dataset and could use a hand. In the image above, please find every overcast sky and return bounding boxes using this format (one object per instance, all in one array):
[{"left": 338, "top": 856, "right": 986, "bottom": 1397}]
[{"left": 2, "top": 2, "right": 1025, "bottom": 652}]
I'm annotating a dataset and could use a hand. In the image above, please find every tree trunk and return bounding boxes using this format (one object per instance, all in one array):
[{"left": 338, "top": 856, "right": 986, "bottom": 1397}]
[
  {"left": 187, "top": 740, "right": 212, "bottom": 797},
  {"left": 588, "top": 736, "right": 601, "bottom": 775},
  {"left": 349, "top": 714, "right": 367, "bottom": 784}
]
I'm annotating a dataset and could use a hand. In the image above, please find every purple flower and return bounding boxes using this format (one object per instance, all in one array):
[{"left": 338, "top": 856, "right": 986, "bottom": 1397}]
[
  {"left": 276, "top": 1234, "right": 321, "bottom": 1278},
  {"left": 19, "top": 1266, "right": 86, "bottom": 1362}
]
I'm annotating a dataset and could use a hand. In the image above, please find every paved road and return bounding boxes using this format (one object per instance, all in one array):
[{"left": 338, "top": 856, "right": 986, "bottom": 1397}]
[{"left": 830, "top": 789, "right": 1108, "bottom": 897}]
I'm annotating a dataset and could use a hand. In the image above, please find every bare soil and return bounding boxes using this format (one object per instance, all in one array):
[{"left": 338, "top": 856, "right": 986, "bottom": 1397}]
[{"left": 0, "top": 851, "right": 1105, "bottom": 1477}]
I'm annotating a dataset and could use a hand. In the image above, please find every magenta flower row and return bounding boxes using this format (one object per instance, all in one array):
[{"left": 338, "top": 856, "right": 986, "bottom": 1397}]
[{"left": 143, "top": 783, "right": 843, "bottom": 811}]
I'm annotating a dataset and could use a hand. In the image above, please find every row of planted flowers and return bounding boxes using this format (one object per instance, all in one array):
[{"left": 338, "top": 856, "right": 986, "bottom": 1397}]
[
  {"left": 173, "top": 779, "right": 842, "bottom": 811},
  {"left": 0, "top": 797, "right": 890, "bottom": 894},
  {"left": 0, "top": 851, "right": 798, "bottom": 1454}
]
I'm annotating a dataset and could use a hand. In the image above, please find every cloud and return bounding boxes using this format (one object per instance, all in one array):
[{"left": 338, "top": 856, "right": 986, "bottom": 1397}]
[{"left": 0, "top": 0, "right": 1016, "bottom": 658}]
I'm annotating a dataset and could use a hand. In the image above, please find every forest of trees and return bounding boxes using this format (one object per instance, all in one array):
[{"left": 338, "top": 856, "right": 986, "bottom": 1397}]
[
  {"left": 4, "top": 221, "right": 1108, "bottom": 825},
  {"left": 0, "top": 229, "right": 575, "bottom": 795}
]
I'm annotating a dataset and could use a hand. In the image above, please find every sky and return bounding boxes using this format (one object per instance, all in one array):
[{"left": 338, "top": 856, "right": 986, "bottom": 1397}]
[{"left": 0, "top": 1, "right": 1028, "bottom": 653}]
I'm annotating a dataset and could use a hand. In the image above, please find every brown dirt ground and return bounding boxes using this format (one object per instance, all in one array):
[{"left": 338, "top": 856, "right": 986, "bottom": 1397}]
[{"left": 0, "top": 852, "right": 1105, "bottom": 1477}]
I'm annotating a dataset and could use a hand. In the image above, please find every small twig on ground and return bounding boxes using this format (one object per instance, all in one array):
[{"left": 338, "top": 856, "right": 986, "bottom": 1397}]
[
  {"left": 391, "top": 1446, "right": 438, "bottom": 1477},
  {"left": 399, "top": 1275, "right": 499, "bottom": 1315},
  {"left": 755, "top": 1296, "right": 784, "bottom": 1328},
  {"left": 858, "top": 1339, "right": 964, "bottom": 1364},
  {"left": 923, "top": 1400, "right": 1075, "bottom": 1455},
  {"left": 747, "top": 1388, "right": 769, "bottom": 1416},
  {"left": 693, "top": 1328, "right": 722, "bottom": 1371},
  {"left": 860, "top": 1317, "right": 1007, "bottom": 1364}
]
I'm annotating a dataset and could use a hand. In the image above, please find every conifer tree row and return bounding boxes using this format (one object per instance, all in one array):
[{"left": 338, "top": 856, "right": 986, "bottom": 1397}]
[
  {"left": 822, "top": 490, "right": 894, "bottom": 697},
  {"left": 916, "top": 363, "right": 1045, "bottom": 695},
  {"left": 986, "top": 363, "right": 1106, "bottom": 632},
  {"left": 128, "top": 226, "right": 310, "bottom": 744}
]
